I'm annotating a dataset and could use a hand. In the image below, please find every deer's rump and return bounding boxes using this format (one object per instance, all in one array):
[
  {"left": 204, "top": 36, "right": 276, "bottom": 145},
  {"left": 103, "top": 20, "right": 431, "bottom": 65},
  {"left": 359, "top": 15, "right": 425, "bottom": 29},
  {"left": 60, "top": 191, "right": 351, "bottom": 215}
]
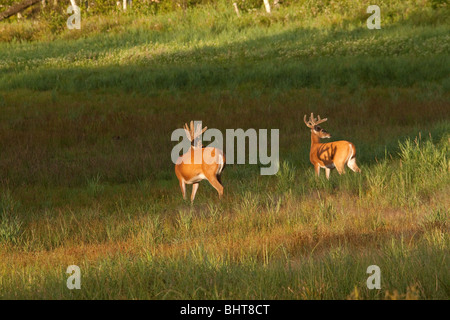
[{"left": 175, "top": 147, "right": 225, "bottom": 184}]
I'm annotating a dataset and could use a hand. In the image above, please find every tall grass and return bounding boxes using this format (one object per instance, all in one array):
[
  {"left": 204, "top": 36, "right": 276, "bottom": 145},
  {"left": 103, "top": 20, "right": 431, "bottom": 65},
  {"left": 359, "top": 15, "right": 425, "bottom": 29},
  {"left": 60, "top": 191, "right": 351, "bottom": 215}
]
[
  {"left": 0, "top": 133, "right": 448, "bottom": 299},
  {"left": 0, "top": 190, "right": 23, "bottom": 246}
]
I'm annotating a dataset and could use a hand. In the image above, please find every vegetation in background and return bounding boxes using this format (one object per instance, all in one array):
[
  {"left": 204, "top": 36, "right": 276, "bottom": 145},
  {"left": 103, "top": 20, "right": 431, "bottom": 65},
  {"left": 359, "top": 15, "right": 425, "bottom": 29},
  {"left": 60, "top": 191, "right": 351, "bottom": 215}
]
[{"left": 1, "top": 0, "right": 448, "bottom": 41}]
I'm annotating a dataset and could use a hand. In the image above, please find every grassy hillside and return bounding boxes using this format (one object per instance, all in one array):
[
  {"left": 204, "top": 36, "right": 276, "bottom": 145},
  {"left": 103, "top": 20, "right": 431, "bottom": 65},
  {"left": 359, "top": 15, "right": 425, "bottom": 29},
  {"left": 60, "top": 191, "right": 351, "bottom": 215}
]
[{"left": 0, "top": 0, "right": 449, "bottom": 299}]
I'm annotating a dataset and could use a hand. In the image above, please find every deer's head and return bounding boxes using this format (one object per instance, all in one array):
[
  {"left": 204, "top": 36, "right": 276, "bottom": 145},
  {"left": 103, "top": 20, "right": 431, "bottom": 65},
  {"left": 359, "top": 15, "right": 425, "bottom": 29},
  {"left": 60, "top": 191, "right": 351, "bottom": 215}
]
[
  {"left": 304, "top": 113, "right": 331, "bottom": 139},
  {"left": 183, "top": 121, "right": 207, "bottom": 147}
]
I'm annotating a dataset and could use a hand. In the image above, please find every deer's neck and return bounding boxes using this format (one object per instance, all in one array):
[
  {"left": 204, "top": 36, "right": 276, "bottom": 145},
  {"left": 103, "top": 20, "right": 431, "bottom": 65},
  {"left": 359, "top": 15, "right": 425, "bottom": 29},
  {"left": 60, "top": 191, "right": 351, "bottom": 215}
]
[
  {"left": 192, "top": 141, "right": 204, "bottom": 149},
  {"left": 191, "top": 138, "right": 202, "bottom": 148},
  {"left": 311, "top": 132, "right": 320, "bottom": 148}
]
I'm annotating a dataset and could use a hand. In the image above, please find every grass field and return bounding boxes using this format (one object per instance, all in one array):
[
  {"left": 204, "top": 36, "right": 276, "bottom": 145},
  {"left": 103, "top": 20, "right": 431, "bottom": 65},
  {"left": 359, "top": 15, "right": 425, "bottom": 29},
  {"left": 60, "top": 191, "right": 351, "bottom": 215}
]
[{"left": 0, "top": 0, "right": 449, "bottom": 299}]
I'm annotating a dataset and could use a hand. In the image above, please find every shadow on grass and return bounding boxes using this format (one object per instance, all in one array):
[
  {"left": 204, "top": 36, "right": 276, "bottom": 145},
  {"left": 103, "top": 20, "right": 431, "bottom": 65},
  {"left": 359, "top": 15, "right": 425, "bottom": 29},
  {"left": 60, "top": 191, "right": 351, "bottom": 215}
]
[{"left": 0, "top": 22, "right": 449, "bottom": 93}]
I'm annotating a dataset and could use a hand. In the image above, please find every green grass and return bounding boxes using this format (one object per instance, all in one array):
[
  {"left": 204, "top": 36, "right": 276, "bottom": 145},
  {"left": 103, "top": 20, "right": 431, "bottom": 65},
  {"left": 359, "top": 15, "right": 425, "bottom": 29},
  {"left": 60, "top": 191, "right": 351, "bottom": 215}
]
[
  {"left": 1, "top": 15, "right": 449, "bottom": 92},
  {"left": 0, "top": 0, "right": 449, "bottom": 299}
]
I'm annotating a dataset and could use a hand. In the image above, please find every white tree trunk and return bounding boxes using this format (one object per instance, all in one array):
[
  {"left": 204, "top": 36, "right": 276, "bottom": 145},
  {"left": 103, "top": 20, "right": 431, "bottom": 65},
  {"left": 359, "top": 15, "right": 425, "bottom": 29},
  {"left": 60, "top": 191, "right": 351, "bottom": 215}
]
[
  {"left": 263, "top": 0, "right": 271, "bottom": 13},
  {"left": 233, "top": 3, "right": 240, "bottom": 17}
]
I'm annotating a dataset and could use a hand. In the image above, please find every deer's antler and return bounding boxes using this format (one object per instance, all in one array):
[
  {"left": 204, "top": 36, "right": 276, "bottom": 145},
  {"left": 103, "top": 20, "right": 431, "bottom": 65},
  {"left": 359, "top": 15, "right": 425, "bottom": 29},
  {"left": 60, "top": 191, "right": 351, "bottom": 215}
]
[
  {"left": 184, "top": 123, "right": 192, "bottom": 141},
  {"left": 304, "top": 113, "right": 328, "bottom": 128},
  {"left": 183, "top": 121, "right": 207, "bottom": 141}
]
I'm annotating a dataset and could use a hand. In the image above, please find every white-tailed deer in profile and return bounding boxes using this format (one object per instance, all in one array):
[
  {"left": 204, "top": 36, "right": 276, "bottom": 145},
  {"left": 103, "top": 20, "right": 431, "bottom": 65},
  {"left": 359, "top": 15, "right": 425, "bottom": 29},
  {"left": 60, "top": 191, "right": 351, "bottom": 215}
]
[
  {"left": 304, "top": 113, "right": 361, "bottom": 179},
  {"left": 175, "top": 121, "right": 226, "bottom": 203}
]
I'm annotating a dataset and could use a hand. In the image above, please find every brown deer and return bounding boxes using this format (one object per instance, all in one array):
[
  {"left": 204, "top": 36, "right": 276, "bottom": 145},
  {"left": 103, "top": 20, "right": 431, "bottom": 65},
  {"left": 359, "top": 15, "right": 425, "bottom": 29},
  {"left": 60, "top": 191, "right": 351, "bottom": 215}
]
[
  {"left": 304, "top": 113, "right": 360, "bottom": 179},
  {"left": 174, "top": 121, "right": 226, "bottom": 203}
]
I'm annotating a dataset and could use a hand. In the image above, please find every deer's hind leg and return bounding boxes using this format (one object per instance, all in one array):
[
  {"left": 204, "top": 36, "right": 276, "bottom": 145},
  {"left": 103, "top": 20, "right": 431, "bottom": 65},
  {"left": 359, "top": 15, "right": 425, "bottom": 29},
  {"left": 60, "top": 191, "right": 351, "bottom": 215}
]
[
  {"left": 205, "top": 174, "right": 224, "bottom": 199},
  {"left": 191, "top": 183, "right": 199, "bottom": 203},
  {"left": 347, "top": 157, "right": 361, "bottom": 173},
  {"left": 179, "top": 179, "right": 186, "bottom": 200}
]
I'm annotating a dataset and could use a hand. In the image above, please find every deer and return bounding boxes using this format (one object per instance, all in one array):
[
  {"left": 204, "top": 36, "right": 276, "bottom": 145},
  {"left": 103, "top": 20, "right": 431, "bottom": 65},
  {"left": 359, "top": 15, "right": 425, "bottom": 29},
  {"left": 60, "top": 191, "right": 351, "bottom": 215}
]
[
  {"left": 304, "top": 113, "right": 360, "bottom": 179},
  {"left": 174, "top": 121, "right": 226, "bottom": 203}
]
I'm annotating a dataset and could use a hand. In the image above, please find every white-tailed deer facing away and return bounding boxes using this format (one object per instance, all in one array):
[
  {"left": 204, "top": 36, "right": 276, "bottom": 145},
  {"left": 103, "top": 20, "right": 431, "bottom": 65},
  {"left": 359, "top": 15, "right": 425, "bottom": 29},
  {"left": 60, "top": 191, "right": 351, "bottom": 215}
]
[
  {"left": 304, "top": 113, "right": 361, "bottom": 179},
  {"left": 175, "top": 121, "right": 226, "bottom": 203}
]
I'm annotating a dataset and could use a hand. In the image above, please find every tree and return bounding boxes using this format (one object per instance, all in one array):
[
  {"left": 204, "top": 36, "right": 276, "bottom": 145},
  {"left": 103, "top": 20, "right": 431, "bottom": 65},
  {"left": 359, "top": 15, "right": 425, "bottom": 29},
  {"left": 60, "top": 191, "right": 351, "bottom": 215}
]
[{"left": 0, "top": 0, "right": 41, "bottom": 21}]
